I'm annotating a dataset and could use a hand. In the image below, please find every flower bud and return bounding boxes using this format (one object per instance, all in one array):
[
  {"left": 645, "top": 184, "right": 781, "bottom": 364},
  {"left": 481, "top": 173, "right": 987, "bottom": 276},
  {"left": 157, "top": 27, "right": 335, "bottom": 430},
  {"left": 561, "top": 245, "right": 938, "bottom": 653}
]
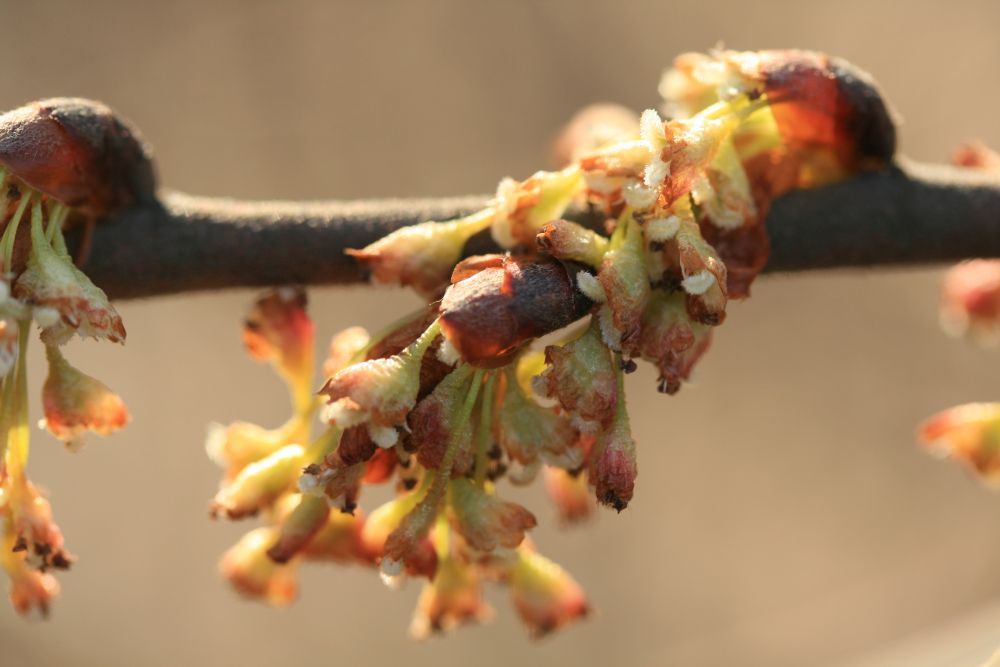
[
  {"left": 691, "top": 138, "right": 756, "bottom": 230},
  {"left": 536, "top": 320, "right": 618, "bottom": 429},
  {"left": 210, "top": 444, "right": 304, "bottom": 519},
  {"left": 300, "top": 507, "right": 367, "bottom": 564},
  {"left": 409, "top": 555, "right": 492, "bottom": 639},
  {"left": 953, "top": 142, "right": 1000, "bottom": 172},
  {"left": 495, "top": 369, "right": 581, "bottom": 471},
  {"left": 638, "top": 291, "right": 713, "bottom": 394},
  {"left": 439, "top": 256, "right": 593, "bottom": 367},
  {"left": 348, "top": 210, "right": 494, "bottom": 296},
  {"left": 383, "top": 481, "right": 447, "bottom": 576},
  {"left": 242, "top": 288, "right": 314, "bottom": 405},
  {"left": 940, "top": 260, "right": 1000, "bottom": 344},
  {"left": 411, "top": 365, "right": 477, "bottom": 474},
  {"left": 5, "top": 480, "right": 74, "bottom": 572},
  {"left": 0, "top": 98, "right": 155, "bottom": 217},
  {"left": 267, "top": 494, "right": 330, "bottom": 564},
  {"left": 448, "top": 479, "right": 536, "bottom": 553},
  {"left": 41, "top": 345, "right": 129, "bottom": 448},
  {"left": 536, "top": 219, "right": 608, "bottom": 267},
  {"left": 590, "top": 418, "right": 638, "bottom": 512},
  {"left": 323, "top": 326, "right": 371, "bottom": 380},
  {"left": 361, "top": 487, "right": 438, "bottom": 579},
  {"left": 543, "top": 466, "right": 593, "bottom": 525},
  {"left": 550, "top": 103, "right": 639, "bottom": 168},
  {"left": 15, "top": 200, "right": 125, "bottom": 344},
  {"left": 675, "top": 218, "right": 728, "bottom": 325},
  {"left": 205, "top": 418, "right": 306, "bottom": 479},
  {"left": 597, "top": 214, "right": 650, "bottom": 350},
  {"left": 320, "top": 322, "right": 440, "bottom": 427},
  {"left": 1, "top": 534, "right": 60, "bottom": 617},
  {"left": 491, "top": 168, "right": 582, "bottom": 248},
  {"left": 509, "top": 549, "right": 589, "bottom": 638},
  {"left": 219, "top": 527, "right": 298, "bottom": 606},
  {"left": 918, "top": 403, "right": 1000, "bottom": 484}
]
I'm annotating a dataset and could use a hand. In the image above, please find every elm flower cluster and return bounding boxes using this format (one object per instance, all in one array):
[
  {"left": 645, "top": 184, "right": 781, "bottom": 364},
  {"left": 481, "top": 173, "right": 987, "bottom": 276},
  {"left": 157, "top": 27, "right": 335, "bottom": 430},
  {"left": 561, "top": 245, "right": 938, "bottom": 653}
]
[
  {"left": 207, "top": 49, "right": 895, "bottom": 637},
  {"left": 0, "top": 99, "right": 147, "bottom": 616}
]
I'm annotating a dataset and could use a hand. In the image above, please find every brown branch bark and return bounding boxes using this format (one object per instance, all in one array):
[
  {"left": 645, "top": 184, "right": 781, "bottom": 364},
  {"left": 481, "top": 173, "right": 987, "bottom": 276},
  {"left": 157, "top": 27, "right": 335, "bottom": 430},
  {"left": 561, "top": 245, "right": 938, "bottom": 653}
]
[{"left": 71, "top": 159, "right": 1000, "bottom": 300}]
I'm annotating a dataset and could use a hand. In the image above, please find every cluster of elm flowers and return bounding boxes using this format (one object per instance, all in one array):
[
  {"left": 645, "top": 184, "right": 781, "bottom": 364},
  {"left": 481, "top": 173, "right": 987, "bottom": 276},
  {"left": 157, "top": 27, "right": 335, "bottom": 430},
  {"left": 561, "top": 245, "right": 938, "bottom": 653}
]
[
  {"left": 0, "top": 100, "right": 143, "bottom": 615},
  {"left": 208, "top": 49, "right": 892, "bottom": 637}
]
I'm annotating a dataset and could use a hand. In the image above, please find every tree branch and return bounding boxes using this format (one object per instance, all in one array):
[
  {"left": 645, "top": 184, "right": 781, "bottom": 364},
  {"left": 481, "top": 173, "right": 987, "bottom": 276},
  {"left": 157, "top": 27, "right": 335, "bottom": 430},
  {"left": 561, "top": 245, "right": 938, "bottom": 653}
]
[{"left": 72, "top": 159, "right": 1000, "bottom": 300}]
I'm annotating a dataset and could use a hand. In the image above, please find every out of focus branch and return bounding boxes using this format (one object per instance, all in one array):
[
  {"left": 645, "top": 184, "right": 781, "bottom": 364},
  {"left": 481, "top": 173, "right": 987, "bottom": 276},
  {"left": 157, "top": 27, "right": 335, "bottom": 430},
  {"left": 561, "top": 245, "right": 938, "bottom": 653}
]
[{"left": 72, "top": 159, "right": 1000, "bottom": 300}]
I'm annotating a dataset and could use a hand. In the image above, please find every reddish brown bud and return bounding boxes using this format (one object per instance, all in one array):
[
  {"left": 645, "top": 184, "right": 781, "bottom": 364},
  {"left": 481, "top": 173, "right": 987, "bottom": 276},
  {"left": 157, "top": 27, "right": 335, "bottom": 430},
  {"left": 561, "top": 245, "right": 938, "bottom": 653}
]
[
  {"left": 439, "top": 256, "right": 593, "bottom": 367},
  {"left": 449, "top": 479, "right": 537, "bottom": 552},
  {"left": 0, "top": 98, "right": 155, "bottom": 216}
]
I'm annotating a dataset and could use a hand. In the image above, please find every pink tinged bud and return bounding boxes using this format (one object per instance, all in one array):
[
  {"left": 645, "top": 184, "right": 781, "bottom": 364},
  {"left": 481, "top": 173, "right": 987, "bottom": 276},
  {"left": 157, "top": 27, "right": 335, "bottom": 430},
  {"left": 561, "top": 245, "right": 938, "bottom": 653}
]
[
  {"left": 300, "top": 507, "right": 367, "bottom": 564},
  {"left": 495, "top": 368, "right": 581, "bottom": 471},
  {"left": 320, "top": 321, "right": 440, "bottom": 428},
  {"left": 267, "top": 494, "right": 330, "bottom": 564},
  {"left": 550, "top": 103, "right": 640, "bottom": 168},
  {"left": 918, "top": 403, "right": 1000, "bottom": 485},
  {"left": 448, "top": 479, "right": 537, "bottom": 552},
  {"left": 543, "top": 466, "right": 593, "bottom": 525},
  {"left": 219, "top": 527, "right": 298, "bottom": 606},
  {"left": 591, "top": 428, "right": 638, "bottom": 512},
  {"left": 383, "top": 480, "right": 447, "bottom": 577},
  {"left": 953, "top": 142, "right": 1000, "bottom": 172},
  {"left": 347, "top": 209, "right": 494, "bottom": 296},
  {"left": 639, "top": 291, "right": 713, "bottom": 394},
  {"left": 360, "top": 488, "right": 441, "bottom": 580},
  {"left": 510, "top": 550, "right": 589, "bottom": 638},
  {"left": 1, "top": 532, "right": 60, "bottom": 617},
  {"left": 409, "top": 555, "right": 493, "bottom": 639},
  {"left": 411, "top": 365, "right": 477, "bottom": 474},
  {"left": 41, "top": 345, "right": 129, "bottom": 448},
  {"left": 660, "top": 112, "right": 741, "bottom": 206},
  {"left": 491, "top": 168, "right": 582, "bottom": 249},
  {"left": 205, "top": 418, "right": 306, "bottom": 479},
  {"left": 323, "top": 326, "right": 371, "bottom": 380},
  {"left": 536, "top": 219, "right": 609, "bottom": 268},
  {"left": 691, "top": 138, "right": 757, "bottom": 230},
  {"left": 597, "top": 214, "right": 651, "bottom": 350},
  {"left": 210, "top": 444, "right": 304, "bottom": 519},
  {"left": 6, "top": 481, "right": 74, "bottom": 572},
  {"left": 13, "top": 199, "right": 124, "bottom": 344},
  {"left": 675, "top": 218, "right": 728, "bottom": 325},
  {"left": 537, "top": 320, "right": 618, "bottom": 429},
  {"left": 439, "top": 256, "right": 593, "bottom": 367},
  {"left": 242, "top": 288, "right": 315, "bottom": 399},
  {"left": 940, "top": 260, "right": 1000, "bottom": 344}
]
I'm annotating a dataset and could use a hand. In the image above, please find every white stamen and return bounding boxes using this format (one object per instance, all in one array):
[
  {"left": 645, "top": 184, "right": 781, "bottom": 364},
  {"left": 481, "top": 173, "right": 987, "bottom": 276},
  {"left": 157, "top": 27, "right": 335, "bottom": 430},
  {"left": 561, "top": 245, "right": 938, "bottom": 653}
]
[
  {"left": 436, "top": 337, "right": 461, "bottom": 366},
  {"left": 646, "top": 216, "right": 682, "bottom": 242},
  {"left": 369, "top": 424, "right": 399, "bottom": 449},
  {"left": 682, "top": 270, "right": 717, "bottom": 295},
  {"left": 321, "top": 400, "right": 366, "bottom": 427},
  {"left": 297, "top": 473, "right": 324, "bottom": 497},
  {"left": 639, "top": 109, "right": 666, "bottom": 147},
  {"left": 643, "top": 156, "right": 671, "bottom": 189},
  {"left": 32, "top": 306, "right": 61, "bottom": 329},
  {"left": 622, "top": 180, "right": 658, "bottom": 211},
  {"left": 576, "top": 272, "right": 606, "bottom": 303}
]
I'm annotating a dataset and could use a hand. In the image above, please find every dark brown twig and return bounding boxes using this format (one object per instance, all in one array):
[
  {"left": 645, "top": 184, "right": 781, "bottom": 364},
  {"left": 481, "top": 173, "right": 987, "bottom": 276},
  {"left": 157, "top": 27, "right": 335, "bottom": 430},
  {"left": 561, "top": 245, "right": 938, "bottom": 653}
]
[{"left": 71, "top": 159, "right": 1000, "bottom": 300}]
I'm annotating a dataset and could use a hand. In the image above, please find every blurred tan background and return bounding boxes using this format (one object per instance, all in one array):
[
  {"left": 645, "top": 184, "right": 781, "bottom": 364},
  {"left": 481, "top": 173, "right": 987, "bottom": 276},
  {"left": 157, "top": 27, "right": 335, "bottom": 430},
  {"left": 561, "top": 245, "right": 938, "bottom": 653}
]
[{"left": 2, "top": 1, "right": 1000, "bottom": 665}]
